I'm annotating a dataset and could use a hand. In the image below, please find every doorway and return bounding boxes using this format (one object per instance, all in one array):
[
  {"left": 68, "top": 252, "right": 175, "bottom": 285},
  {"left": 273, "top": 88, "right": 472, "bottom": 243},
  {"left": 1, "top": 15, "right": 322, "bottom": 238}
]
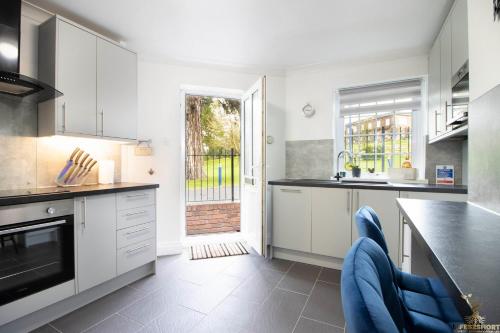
[
  {"left": 184, "top": 94, "right": 241, "bottom": 236},
  {"left": 180, "top": 79, "right": 266, "bottom": 256}
]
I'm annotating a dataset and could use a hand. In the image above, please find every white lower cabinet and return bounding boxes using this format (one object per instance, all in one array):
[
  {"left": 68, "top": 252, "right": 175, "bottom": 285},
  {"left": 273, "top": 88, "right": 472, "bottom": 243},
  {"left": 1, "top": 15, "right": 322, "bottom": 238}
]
[
  {"left": 75, "top": 194, "right": 117, "bottom": 293},
  {"left": 352, "top": 189, "right": 400, "bottom": 264},
  {"left": 117, "top": 239, "right": 156, "bottom": 275},
  {"left": 311, "top": 188, "right": 352, "bottom": 258},
  {"left": 75, "top": 189, "right": 157, "bottom": 293},
  {"left": 272, "top": 186, "right": 311, "bottom": 252}
]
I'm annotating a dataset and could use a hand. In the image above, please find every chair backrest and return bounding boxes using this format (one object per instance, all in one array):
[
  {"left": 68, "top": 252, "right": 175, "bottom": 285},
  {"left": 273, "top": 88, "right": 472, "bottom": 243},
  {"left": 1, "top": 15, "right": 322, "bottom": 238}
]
[
  {"left": 341, "top": 237, "right": 406, "bottom": 333},
  {"left": 355, "top": 206, "right": 389, "bottom": 255}
]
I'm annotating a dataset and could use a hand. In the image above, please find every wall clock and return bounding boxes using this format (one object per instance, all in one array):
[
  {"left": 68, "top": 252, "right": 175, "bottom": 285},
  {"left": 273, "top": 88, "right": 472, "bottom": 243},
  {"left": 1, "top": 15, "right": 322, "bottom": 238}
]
[{"left": 302, "top": 103, "right": 316, "bottom": 118}]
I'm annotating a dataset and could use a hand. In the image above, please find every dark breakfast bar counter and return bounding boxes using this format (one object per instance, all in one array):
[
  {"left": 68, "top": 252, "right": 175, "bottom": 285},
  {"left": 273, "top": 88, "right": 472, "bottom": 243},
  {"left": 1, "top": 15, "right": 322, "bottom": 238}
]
[{"left": 397, "top": 198, "right": 500, "bottom": 322}]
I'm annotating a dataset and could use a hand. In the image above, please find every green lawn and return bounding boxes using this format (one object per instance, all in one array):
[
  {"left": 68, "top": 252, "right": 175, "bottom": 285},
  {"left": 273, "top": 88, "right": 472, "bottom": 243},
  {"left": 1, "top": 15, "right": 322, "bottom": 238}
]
[{"left": 186, "top": 156, "right": 240, "bottom": 189}]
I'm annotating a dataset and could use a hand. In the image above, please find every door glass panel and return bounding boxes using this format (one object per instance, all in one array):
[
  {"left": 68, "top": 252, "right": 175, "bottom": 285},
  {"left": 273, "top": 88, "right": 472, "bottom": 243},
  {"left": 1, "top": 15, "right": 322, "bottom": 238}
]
[{"left": 243, "top": 96, "right": 253, "bottom": 177}]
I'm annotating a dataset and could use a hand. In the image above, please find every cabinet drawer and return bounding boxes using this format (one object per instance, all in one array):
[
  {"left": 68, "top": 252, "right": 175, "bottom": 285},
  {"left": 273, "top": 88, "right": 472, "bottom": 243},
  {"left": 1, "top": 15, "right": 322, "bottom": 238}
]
[
  {"left": 117, "top": 222, "right": 155, "bottom": 249},
  {"left": 117, "top": 190, "right": 155, "bottom": 210},
  {"left": 117, "top": 239, "right": 156, "bottom": 275},
  {"left": 117, "top": 205, "right": 155, "bottom": 230}
]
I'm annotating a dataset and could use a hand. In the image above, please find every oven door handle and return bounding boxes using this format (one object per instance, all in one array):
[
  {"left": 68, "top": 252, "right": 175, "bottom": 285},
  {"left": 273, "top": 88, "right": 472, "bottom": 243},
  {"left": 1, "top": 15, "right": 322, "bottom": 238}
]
[{"left": 0, "top": 220, "right": 67, "bottom": 236}]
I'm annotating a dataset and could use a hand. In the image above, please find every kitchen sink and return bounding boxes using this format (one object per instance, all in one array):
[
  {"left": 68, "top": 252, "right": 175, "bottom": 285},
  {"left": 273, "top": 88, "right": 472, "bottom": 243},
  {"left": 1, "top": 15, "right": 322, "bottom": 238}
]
[
  {"left": 340, "top": 179, "right": 389, "bottom": 185},
  {"left": 286, "top": 178, "right": 340, "bottom": 183}
]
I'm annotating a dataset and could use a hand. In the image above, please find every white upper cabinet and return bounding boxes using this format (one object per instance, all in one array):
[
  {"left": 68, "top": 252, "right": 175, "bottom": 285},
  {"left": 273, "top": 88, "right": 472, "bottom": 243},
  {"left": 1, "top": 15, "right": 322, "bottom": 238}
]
[
  {"left": 428, "top": 38, "right": 441, "bottom": 140},
  {"left": 38, "top": 16, "right": 137, "bottom": 140},
  {"left": 451, "top": 0, "right": 468, "bottom": 74},
  {"left": 97, "top": 38, "right": 138, "bottom": 140},
  {"left": 440, "top": 18, "right": 452, "bottom": 130},
  {"left": 427, "top": 0, "right": 469, "bottom": 143},
  {"left": 39, "top": 18, "right": 97, "bottom": 136}
]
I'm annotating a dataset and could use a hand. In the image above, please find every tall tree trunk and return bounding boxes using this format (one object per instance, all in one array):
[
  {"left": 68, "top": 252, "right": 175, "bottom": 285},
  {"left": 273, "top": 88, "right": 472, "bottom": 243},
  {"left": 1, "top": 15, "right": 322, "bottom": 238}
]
[{"left": 186, "top": 96, "right": 205, "bottom": 180}]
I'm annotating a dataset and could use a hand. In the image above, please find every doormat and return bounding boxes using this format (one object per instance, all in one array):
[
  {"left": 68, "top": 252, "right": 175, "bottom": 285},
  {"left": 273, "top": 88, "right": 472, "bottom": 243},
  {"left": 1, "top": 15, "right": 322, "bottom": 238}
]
[{"left": 189, "top": 242, "right": 249, "bottom": 260}]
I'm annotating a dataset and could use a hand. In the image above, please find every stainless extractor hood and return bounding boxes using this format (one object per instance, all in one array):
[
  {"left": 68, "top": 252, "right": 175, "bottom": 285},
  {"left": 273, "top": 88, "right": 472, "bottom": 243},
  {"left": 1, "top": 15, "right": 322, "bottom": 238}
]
[{"left": 0, "top": 0, "right": 62, "bottom": 103}]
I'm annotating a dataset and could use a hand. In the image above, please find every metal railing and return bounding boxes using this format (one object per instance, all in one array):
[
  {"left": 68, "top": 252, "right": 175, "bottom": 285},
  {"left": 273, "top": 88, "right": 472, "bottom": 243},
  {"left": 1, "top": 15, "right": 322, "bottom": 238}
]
[{"left": 185, "top": 148, "right": 240, "bottom": 202}]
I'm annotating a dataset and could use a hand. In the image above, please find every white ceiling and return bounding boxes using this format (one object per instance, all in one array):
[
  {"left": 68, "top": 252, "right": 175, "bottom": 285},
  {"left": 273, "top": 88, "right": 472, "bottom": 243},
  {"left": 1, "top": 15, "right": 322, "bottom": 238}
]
[{"left": 28, "top": 0, "right": 453, "bottom": 72}]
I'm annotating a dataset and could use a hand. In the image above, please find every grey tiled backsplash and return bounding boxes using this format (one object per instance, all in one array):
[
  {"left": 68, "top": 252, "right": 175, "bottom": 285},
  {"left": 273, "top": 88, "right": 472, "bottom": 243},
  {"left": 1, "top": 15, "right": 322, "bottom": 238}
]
[
  {"left": 425, "top": 136, "right": 464, "bottom": 185},
  {"left": 0, "top": 99, "right": 38, "bottom": 189},
  {"left": 285, "top": 139, "right": 334, "bottom": 179},
  {"left": 0, "top": 98, "right": 122, "bottom": 190}
]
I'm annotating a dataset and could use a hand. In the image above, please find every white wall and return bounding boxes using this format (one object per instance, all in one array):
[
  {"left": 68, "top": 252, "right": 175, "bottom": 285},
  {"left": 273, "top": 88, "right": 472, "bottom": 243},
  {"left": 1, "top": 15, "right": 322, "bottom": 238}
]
[
  {"left": 122, "top": 61, "right": 285, "bottom": 254},
  {"left": 285, "top": 56, "right": 428, "bottom": 141},
  {"left": 468, "top": 0, "right": 500, "bottom": 101}
]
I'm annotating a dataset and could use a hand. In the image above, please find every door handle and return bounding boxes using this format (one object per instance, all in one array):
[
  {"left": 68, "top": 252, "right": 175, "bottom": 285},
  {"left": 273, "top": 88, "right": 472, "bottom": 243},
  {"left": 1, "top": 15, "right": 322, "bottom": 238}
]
[{"left": 0, "top": 220, "right": 66, "bottom": 235}]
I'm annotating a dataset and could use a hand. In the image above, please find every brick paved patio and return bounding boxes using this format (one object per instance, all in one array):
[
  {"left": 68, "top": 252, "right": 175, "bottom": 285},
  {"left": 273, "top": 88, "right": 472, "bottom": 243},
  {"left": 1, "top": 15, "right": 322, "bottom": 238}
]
[{"left": 186, "top": 202, "right": 240, "bottom": 235}]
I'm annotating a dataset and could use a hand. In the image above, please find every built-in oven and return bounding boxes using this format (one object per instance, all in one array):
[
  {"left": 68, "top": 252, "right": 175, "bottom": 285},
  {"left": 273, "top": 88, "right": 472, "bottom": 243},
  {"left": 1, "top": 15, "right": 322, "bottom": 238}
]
[
  {"left": 448, "top": 61, "right": 469, "bottom": 130},
  {"left": 0, "top": 199, "right": 74, "bottom": 306}
]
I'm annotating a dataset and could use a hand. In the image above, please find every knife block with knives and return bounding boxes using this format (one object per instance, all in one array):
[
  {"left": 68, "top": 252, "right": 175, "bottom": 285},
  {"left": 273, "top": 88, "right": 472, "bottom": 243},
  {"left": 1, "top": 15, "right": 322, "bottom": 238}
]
[{"left": 55, "top": 147, "right": 98, "bottom": 187}]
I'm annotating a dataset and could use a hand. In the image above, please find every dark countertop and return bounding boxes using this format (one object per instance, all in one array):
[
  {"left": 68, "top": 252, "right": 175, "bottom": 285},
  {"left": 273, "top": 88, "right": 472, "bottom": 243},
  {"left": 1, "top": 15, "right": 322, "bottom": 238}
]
[
  {"left": 268, "top": 179, "right": 467, "bottom": 194},
  {"left": 397, "top": 199, "right": 500, "bottom": 321},
  {"left": 0, "top": 183, "right": 159, "bottom": 206}
]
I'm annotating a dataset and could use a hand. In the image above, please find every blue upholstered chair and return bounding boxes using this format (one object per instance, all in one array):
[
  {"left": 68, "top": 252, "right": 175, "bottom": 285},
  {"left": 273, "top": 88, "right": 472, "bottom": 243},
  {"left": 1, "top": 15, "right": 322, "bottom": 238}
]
[
  {"left": 341, "top": 237, "right": 407, "bottom": 333},
  {"left": 354, "top": 206, "right": 462, "bottom": 332}
]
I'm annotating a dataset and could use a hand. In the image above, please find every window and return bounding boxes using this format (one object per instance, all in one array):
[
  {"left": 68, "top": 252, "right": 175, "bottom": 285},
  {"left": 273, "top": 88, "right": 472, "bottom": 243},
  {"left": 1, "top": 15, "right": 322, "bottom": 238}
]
[{"left": 338, "top": 79, "right": 421, "bottom": 173}]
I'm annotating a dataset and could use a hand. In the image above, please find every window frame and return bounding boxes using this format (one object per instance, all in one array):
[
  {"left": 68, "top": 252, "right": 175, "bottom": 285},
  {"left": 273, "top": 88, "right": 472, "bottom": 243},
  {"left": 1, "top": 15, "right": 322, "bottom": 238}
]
[{"left": 334, "top": 77, "right": 427, "bottom": 177}]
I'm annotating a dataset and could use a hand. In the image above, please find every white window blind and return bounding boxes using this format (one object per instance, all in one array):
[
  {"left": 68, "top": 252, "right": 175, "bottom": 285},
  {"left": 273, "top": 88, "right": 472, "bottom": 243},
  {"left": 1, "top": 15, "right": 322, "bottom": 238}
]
[{"left": 339, "top": 79, "right": 422, "bottom": 116}]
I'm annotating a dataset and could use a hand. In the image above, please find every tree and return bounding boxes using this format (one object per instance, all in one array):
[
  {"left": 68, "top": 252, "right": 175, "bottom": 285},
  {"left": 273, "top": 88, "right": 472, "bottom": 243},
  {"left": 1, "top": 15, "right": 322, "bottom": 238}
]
[
  {"left": 186, "top": 95, "right": 241, "bottom": 180},
  {"left": 185, "top": 95, "right": 206, "bottom": 180}
]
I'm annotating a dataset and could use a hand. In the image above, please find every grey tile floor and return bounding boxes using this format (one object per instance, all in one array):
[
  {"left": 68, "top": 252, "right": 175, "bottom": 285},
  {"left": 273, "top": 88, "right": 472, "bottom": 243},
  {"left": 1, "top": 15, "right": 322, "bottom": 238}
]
[{"left": 32, "top": 252, "right": 345, "bottom": 333}]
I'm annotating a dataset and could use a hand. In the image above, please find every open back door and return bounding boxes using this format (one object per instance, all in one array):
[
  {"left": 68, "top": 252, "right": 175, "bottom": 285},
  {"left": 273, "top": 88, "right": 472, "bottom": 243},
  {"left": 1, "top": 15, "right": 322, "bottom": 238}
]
[{"left": 241, "top": 77, "right": 266, "bottom": 255}]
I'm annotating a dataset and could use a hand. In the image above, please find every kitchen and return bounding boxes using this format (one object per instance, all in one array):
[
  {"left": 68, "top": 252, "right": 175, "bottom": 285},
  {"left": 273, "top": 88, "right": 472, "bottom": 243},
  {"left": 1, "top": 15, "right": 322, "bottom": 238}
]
[{"left": 0, "top": 0, "right": 499, "bottom": 332}]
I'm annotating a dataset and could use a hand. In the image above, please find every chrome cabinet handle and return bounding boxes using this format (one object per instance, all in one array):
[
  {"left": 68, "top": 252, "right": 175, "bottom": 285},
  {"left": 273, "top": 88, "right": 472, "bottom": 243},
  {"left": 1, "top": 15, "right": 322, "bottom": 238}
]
[
  {"left": 346, "top": 191, "right": 350, "bottom": 214},
  {"left": 356, "top": 191, "right": 360, "bottom": 209},
  {"left": 62, "top": 102, "right": 66, "bottom": 132},
  {"left": 82, "top": 197, "right": 87, "bottom": 229},
  {"left": 279, "top": 188, "right": 301, "bottom": 193},
  {"left": 100, "top": 109, "right": 104, "bottom": 136},
  {"left": 0, "top": 220, "right": 66, "bottom": 236},
  {"left": 126, "top": 193, "right": 148, "bottom": 198},
  {"left": 125, "top": 226, "right": 150, "bottom": 235},
  {"left": 125, "top": 210, "right": 147, "bottom": 217},
  {"left": 435, "top": 110, "right": 441, "bottom": 135},
  {"left": 126, "top": 243, "right": 151, "bottom": 254}
]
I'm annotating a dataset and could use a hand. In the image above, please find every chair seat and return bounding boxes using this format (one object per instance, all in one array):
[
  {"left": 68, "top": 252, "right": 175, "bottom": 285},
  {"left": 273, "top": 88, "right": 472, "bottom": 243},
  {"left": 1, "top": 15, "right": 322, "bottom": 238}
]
[
  {"left": 397, "top": 270, "right": 449, "bottom": 298},
  {"left": 398, "top": 271, "right": 463, "bottom": 324}
]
